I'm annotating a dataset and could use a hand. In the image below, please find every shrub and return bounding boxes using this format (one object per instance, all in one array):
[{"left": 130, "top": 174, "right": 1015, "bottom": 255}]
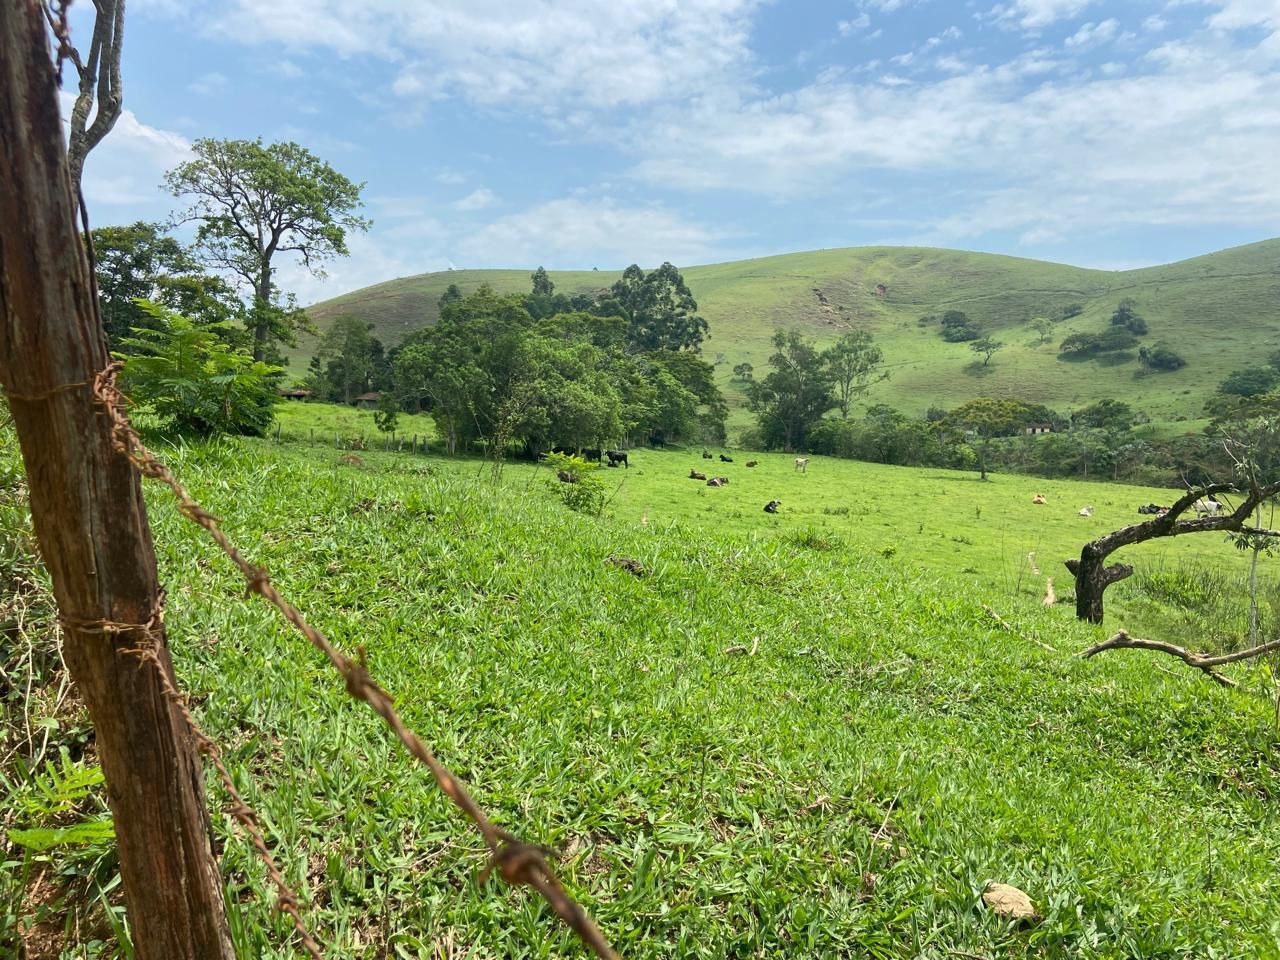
[
  {"left": 119, "top": 302, "right": 281, "bottom": 436},
  {"left": 544, "top": 452, "right": 606, "bottom": 515}
]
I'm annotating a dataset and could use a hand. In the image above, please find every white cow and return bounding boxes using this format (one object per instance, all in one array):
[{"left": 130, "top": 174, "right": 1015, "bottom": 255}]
[
  {"left": 794, "top": 457, "right": 810, "bottom": 473},
  {"left": 1078, "top": 506, "right": 1093, "bottom": 517},
  {"left": 1193, "top": 497, "right": 1223, "bottom": 516}
]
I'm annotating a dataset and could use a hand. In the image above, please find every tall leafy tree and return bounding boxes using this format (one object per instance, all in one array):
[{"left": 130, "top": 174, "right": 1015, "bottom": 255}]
[
  {"left": 747, "top": 329, "right": 836, "bottom": 451},
  {"left": 310, "top": 316, "right": 381, "bottom": 404},
  {"left": 946, "top": 397, "right": 1028, "bottom": 480},
  {"left": 824, "top": 330, "right": 886, "bottom": 419},
  {"left": 603, "top": 262, "right": 709, "bottom": 353},
  {"left": 165, "top": 138, "right": 370, "bottom": 361}
]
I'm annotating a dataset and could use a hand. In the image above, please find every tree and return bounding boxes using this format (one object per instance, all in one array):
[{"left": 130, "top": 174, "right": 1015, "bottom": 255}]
[
  {"left": 969, "top": 336, "right": 1004, "bottom": 367},
  {"left": 824, "top": 330, "right": 886, "bottom": 418},
  {"left": 947, "top": 397, "right": 1027, "bottom": 480},
  {"left": 1072, "top": 398, "right": 1135, "bottom": 431},
  {"left": 91, "top": 222, "right": 241, "bottom": 347},
  {"left": 602, "top": 262, "right": 709, "bottom": 353},
  {"left": 1060, "top": 302, "right": 1084, "bottom": 319},
  {"left": 531, "top": 266, "right": 554, "bottom": 298},
  {"left": 732, "top": 362, "right": 754, "bottom": 382},
  {"left": 1110, "top": 299, "right": 1147, "bottom": 335},
  {"left": 1139, "top": 343, "right": 1185, "bottom": 372},
  {"left": 1219, "top": 367, "right": 1279, "bottom": 398},
  {"left": 1030, "top": 316, "right": 1054, "bottom": 344},
  {"left": 119, "top": 303, "right": 281, "bottom": 437},
  {"left": 939, "top": 310, "right": 982, "bottom": 342},
  {"left": 747, "top": 329, "right": 835, "bottom": 451},
  {"left": 1, "top": 7, "right": 235, "bottom": 953},
  {"left": 311, "top": 315, "right": 379, "bottom": 404},
  {"left": 439, "top": 283, "right": 463, "bottom": 309},
  {"left": 166, "top": 138, "right": 370, "bottom": 361},
  {"left": 41, "top": 0, "right": 124, "bottom": 193}
]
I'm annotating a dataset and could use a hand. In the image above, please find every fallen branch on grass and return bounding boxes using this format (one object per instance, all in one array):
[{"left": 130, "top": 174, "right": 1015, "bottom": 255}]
[{"left": 1079, "top": 630, "right": 1280, "bottom": 689}]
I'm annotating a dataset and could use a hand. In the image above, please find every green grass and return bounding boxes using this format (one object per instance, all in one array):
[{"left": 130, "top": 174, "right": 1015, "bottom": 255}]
[
  {"left": 4, "top": 434, "right": 1280, "bottom": 958},
  {"left": 305, "top": 240, "right": 1280, "bottom": 429}
]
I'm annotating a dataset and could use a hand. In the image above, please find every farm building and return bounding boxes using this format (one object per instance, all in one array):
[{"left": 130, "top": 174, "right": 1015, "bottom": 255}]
[{"left": 353, "top": 391, "right": 382, "bottom": 410}]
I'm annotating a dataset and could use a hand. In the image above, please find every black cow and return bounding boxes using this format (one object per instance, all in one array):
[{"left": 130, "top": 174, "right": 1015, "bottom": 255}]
[
  {"left": 764, "top": 500, "right": 781, "bottom": 514},
  {"left": 746, "top": 460, "right": 759, "bottom": 467},
  {"left": 702, "top": 451, "right": 714, "bottom": 460},
  {"left": 607, "top": 450, "right": 629, "bottom": 469},
  {"left": 720, "top": 454, "right": 734, "bottom": 463},
  {"left": 581, "top": 448, "right": 602, "bottom": 463}
]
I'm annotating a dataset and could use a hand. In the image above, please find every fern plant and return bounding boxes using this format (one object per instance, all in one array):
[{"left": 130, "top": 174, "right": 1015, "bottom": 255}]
[{"left": 118, "top": 300, "right": 283, "bottom": 437}]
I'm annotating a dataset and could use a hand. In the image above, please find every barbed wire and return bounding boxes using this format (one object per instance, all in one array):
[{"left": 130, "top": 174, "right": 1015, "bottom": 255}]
[
  {"left": 92, "top": 362, "right": 620, "bottom": 960},
  {"left": 99, "top": 603, "right": 326, "bottom": 959}
]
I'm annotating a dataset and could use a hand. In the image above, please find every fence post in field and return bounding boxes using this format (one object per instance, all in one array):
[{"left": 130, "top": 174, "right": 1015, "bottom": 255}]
[
  {"left": 0, "top": 5, "right": 235, "bottom": 958},
  {"left": 310, "top": 427, "right": 314, "bottom": 446}
]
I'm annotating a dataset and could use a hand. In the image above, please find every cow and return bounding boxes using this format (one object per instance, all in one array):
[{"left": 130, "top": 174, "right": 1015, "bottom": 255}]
[
  {"left": 689, "top": 469, "right": 707, "bottom": 480},
  {"left": 707, "top": 477, "right": 729, "bottom": 487},
  {"left": 581, "top": 448, "right": 602, "bottom": 463},
  {"left": 702, "top": 451, "right": 714, "bottom": 460},
  {"left": 1137, "top": 503, "right": 1169, "bottom": 515},
  {"left": 1078, "top": 506, "right": 1093, "bottom": 517},
  {"left": 794, "top": 457, "right": 810, "bottom": 473},
  {"left": 746, "top": 460, "right": 759, "bottom": 467},
  {"left": 1032, "top": 494, "right": 1047, "bottom": 505},
  {"left": 557, "top": 470, "right": 578, "bottom": 484},
  {"left": 763, "top": 499, "right": 781, "bottom": 513},
  {"left": 1194, "top": 497, "right": 1223, "bottom": 516},
  {"left": 720, "top": 454, "right": 734, "bottom": 463},
  {"left": 606, "top": 450, "right": 629, "bottom": 469}
]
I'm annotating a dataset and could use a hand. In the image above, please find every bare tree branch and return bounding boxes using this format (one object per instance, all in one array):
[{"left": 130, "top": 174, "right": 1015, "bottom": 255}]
[
  {"left": 1080, "top": 630, "right": 1280, "bottom": 688},
  {"left": 47, "top": 0, "right": 125, "bottom": 192}
]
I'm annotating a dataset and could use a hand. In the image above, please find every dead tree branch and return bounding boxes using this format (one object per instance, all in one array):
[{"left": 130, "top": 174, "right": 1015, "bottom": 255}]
[
  {"left": 1081, "top": 630, "right": 1280, "bottom": 688},
  {"left": 1065, "top": 481, "right": 1280, "bottom": 623}
]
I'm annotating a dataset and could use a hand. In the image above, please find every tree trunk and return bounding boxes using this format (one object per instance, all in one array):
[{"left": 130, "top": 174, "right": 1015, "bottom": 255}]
[
  {"left": 252, "top": 262, "right": 272, "bottom": 362},
  {"left": 0, "top": 6, "right": 234, "bottom": 959},
  {"left": 1063, "top": 482, "right": 1276, "bottom": 625}
]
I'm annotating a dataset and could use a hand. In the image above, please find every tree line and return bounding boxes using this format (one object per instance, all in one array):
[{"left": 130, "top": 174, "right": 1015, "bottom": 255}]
[{"left": 310, "top": 266, "right": 727, "bottom": 460}]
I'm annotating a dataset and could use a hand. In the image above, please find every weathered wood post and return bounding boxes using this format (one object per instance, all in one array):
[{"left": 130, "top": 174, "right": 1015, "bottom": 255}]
[{"left": 0, "top": 5, "right": 235, "bottom": 957}]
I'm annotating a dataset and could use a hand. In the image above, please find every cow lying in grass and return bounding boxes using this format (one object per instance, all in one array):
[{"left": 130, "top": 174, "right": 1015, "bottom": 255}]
[
  {"left": 764, "top": 499, "right": 781, "bottom": 513},
  {"left": 707, "top": 477, "right": 730, "bottom": 487},
  {"left": 689, "top": 469, "right": 707, "bottom": 480}
]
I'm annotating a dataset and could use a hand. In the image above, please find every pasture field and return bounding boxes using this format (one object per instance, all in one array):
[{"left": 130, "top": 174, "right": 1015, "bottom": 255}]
[
  {"left": 304, "top": 240, "right": 1280, "bottom": 427},
  {"left": 6, "top": 431, "right": 1277, "bottom": 959}
]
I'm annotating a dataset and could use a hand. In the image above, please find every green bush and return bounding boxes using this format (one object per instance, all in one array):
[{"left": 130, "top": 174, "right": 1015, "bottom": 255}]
[
  {"left": 119, "top": 302, "right": 282, "bottom": 436},
  {"left": 544, "top": 452, "right": 606, "bottom": 515}
]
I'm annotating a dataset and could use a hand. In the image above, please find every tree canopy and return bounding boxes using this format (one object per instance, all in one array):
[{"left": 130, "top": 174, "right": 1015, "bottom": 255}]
[
  {"left": 166, "top": 138, "right": 370, "bottom": 361},
  {"left": 747, "top": 330, "right": 836, "bottom": 451}
]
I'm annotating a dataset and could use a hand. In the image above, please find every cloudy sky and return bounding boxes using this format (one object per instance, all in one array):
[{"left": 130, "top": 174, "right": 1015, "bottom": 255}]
[{"left": 73, "top": 0, "right": 1280, "bottom": 303}]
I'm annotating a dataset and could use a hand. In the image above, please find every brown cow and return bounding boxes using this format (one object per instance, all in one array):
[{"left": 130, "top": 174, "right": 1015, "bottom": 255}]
[{"left": 689, "top": 469, "right": 707, "bottom": 480}]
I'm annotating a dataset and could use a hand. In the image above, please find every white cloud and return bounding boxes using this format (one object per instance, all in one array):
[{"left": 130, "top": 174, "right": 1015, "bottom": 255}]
[
  {"left": 200, "top": 0, "right": 761, "bottom": 111},
  {"left": 60, "top": 95, "right": 192, "bottom": 218},
  {"left": 625, "top": 36, "right": 1280, "bottom": 245},
  {"left": 838, "top": 13, "right": 871, "bottom": 35},
  {"left": 453, "top": 188, "right": 498, "bottom": 211},
  {"left": 991, "top": 0, "right": 1100, "bottom": 29},
  {"left": 458, "top": 197, "right": 725, "bottom": 268},
  {"left": 1065, "top": 18, "right": 1119, "bottom": 48}
]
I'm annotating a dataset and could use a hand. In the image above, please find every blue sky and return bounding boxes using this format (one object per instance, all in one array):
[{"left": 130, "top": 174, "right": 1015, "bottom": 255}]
[{"left": 72, "top": 0, "right": 1280, "bottom": 304}]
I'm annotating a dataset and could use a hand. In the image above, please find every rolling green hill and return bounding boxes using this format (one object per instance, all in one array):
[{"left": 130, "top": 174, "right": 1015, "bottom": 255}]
[{"left": 306, "top": 240, "right": 1280, "bottom": 427}]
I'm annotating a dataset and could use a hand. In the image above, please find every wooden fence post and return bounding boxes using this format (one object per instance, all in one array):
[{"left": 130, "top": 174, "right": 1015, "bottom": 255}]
[{"left": 0, "top": 5, "right": 235, "bottom": 958}]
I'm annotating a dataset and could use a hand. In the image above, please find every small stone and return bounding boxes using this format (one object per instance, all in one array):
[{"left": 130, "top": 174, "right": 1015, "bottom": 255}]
[{"left": 982, "top": 882, "right": 1037, "bottom": 921}]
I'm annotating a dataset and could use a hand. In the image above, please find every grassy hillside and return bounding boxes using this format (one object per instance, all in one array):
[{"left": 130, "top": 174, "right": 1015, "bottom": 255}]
[
  {"left": 306, "top": 240, "right": 1280, "bottom": 428},
  {"left": 5, "top": 427, "right": 1279, "bottom": 957}
]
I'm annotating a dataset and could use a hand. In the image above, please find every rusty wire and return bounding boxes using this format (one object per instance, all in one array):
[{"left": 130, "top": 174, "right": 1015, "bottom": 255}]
[
  {"left": 92, "top": 362, "right": 620, "bottom": 960},
  {"left": 101, "top": 604, "right": 327, "bottom": 960}
]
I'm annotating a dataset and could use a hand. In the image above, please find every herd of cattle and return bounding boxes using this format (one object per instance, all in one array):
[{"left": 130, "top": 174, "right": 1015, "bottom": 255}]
[
  {"left": 1031, "top": 493, "right": 1227, "bottom": 518},
  {"left": 554, "top": 448, "right": 1232, "bottom": 521}
]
